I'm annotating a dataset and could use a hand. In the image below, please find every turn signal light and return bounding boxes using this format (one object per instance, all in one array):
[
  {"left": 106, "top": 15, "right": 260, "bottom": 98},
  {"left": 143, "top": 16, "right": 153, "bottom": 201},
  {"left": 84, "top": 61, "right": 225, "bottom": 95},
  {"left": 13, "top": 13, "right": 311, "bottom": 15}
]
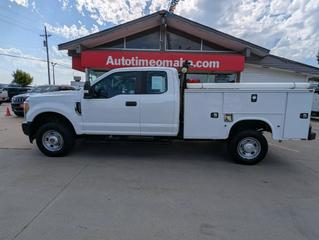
[{"left": 24, "top": 102, "right": 30, "bottom": 115}]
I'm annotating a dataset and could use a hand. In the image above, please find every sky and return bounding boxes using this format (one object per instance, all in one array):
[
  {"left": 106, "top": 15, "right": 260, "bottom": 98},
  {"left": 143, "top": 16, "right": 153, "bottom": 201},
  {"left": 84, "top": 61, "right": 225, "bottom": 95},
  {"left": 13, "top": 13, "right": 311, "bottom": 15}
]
[{"left": 0, "top": 0, "right": 318, "bottom": 85}]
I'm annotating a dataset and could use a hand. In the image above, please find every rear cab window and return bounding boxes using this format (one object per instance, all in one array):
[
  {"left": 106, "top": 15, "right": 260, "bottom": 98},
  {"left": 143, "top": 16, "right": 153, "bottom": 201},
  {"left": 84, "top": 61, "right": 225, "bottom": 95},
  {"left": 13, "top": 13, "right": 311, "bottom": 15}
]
[{"left": 144, "top": 71, "right": 167, "bottom": 94}]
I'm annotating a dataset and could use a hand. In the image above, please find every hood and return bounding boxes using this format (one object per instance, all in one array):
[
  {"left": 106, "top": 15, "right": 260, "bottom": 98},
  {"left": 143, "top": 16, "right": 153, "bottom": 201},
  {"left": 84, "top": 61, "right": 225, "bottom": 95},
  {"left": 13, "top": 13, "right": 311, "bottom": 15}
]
[
  {"left": 27, "top": 89, "right": 82, "bottom": 103},
  {"left": 11, "top": 92, "right": 31, "bottom": 100},
  {"left": 30, "top": 90, "right": 80, "bottom": 97}
]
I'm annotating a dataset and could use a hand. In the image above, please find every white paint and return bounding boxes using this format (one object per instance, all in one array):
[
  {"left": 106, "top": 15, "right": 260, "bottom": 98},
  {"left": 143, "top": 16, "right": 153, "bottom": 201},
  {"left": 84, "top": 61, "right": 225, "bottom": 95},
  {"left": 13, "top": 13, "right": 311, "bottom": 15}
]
[
  {"left": 283, "top": 92, "right": 313, "bottom": 139},
  {"left": 241, "top": 64, "right": 307, "bottom": 83},
  {"left": 184, "top": 88, "right": 313, "bottom": 140},
  {"left": 312, "top": 91, "right": 319, "bottom": 113},
  {"left": 139, "top": 69, "right": 180, "bottom": 136},
  {"left": 25, "top": 67, "right": 313, "bottom": 142}
]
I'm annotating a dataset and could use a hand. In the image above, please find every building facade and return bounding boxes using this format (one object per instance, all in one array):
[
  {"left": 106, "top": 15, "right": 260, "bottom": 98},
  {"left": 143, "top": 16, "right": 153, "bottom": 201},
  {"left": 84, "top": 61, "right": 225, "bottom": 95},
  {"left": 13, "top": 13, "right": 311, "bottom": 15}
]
[{"left": 59, "top": 10, "right": 319, "bottom": 83}]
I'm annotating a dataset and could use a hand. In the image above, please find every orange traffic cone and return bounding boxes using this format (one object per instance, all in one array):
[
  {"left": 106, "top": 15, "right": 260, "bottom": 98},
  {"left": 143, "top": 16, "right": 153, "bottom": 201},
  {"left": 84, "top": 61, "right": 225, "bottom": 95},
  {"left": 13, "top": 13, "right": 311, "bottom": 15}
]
[{"left": 5, "top": 107, "right": 12, "bottom": 117}]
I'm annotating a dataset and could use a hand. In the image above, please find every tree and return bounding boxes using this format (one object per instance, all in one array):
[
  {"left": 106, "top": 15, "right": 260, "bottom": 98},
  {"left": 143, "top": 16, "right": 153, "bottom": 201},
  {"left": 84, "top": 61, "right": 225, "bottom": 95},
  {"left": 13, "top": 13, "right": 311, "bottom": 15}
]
[{"left": 11, "top": 69, "right": 33, "bottom": 86}]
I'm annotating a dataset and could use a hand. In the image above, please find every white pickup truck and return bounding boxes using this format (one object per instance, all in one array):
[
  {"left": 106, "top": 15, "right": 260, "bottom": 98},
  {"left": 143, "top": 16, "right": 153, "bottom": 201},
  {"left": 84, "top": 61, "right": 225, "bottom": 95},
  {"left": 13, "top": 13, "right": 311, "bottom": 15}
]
[{"left": 22, "top": 67, "right": 316, "bottom": 165}]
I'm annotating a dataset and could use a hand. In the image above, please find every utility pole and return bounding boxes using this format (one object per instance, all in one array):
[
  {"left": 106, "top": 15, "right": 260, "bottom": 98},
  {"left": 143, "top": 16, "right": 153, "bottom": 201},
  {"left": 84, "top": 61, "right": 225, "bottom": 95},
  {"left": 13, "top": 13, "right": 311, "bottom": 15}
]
[
  {"left": 40, "top": 26, "right": 51, "bottom": 85},
  {"left": 51, "top": 62, "right": 57, "bottom": 85}
]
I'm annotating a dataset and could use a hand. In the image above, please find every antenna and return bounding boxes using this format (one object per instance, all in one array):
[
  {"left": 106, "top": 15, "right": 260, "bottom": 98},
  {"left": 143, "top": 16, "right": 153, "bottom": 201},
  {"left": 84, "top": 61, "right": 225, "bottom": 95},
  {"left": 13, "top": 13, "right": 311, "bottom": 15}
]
[{"left": 168, "top": 0, "right": 180, "bottom": 13}]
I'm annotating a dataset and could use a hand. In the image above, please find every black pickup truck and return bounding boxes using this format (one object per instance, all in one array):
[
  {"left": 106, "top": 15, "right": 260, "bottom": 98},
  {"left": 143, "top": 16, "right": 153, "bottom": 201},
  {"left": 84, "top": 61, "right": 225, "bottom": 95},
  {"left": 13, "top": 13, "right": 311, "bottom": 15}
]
[{"left": 0, "top": 83, "right": 31, "bottom": 101}]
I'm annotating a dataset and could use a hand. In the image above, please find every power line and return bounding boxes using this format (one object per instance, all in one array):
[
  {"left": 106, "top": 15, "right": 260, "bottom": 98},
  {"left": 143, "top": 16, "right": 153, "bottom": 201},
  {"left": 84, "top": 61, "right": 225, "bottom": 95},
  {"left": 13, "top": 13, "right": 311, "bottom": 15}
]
[
  {"left": 0, "top": 53, "right": 47, "bottom": 63},
  {"left": 0, "top": 9, "right": 41, "bottom": 25},
  {"left": 0, "top": 1, "right": 45, "bottom": 24},
  {"left": 0, "top": 16, "right": 39, "bottom": 34},
  {"left": 0, "top": 53, "right": 72, "bottom": 68}
]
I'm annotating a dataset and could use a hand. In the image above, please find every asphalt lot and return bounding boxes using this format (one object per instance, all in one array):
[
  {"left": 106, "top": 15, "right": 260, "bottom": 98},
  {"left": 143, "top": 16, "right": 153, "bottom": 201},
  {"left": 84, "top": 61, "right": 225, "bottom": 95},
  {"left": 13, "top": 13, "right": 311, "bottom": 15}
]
[{"left": 1, "top": 103, "right": 319, "bottom": 240}]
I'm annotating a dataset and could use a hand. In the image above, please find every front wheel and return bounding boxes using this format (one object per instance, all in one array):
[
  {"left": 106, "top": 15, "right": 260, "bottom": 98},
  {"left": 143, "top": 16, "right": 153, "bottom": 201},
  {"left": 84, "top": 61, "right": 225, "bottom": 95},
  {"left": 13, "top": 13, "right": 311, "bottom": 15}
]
[
  {"left": 36, "top": 122, "right": 75, "bottom": 157},
  {"left": 228, "top": 130, "right": 268, "bottom": 165}
]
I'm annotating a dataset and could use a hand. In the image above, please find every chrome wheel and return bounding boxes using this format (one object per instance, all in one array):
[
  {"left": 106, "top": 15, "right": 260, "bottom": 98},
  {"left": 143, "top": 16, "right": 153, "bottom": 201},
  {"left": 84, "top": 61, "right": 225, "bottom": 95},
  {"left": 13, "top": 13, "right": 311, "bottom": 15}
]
[
  {"left": 237, "top": 137, "right": 261, "bottom": 160},
  {"left": 42, "top": 130, "right": 64, "bottom": 152}
]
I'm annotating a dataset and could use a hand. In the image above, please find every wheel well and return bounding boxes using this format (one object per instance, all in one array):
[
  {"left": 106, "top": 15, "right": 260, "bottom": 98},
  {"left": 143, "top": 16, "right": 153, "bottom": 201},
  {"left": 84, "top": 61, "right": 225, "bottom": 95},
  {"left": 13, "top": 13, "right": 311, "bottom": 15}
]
[
  {"left": 30, "top": 112, "right": 76, "bottom": 140},
  {"left": 229, "top": 120, "right": 272, "bottom": 138}
]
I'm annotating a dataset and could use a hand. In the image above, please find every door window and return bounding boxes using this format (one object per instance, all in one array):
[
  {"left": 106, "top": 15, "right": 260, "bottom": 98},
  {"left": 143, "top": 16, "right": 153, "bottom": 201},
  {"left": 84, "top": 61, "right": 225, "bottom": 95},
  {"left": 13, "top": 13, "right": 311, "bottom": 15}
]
[
  {"left": 145, "top": 71, "right": 167, "bottom": 94},
  {"left": 92, "top": 72, "right": 138, "bottom": 98}
]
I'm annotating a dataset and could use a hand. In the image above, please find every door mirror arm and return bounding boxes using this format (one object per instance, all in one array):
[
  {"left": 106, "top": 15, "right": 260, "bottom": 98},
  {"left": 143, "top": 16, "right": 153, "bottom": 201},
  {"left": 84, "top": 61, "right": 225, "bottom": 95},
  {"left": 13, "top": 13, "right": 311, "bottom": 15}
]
[{"left": 83, "top": 80, "right": 93, "bottom": 99}]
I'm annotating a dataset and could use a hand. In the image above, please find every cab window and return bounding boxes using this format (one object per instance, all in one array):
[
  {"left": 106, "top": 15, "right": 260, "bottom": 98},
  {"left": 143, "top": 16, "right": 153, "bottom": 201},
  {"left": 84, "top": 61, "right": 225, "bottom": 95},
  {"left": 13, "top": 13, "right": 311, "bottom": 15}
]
[
  {"left": 92, "top": 71, "right": 138, "bottom": 98},
  {"left": 145, "top": 71, "right": 167, "bottom": 94}
]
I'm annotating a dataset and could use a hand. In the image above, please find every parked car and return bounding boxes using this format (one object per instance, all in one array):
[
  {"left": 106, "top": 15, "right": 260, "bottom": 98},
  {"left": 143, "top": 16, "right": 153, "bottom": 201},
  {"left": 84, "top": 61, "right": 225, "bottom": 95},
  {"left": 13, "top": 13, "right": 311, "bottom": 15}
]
[
  {"left": 3, "top": 83, "right": 31, "bottom": 101},
  {"left": 21, "top": 67, "right": 316, "bottom": 165},
  {"left": 0, "top": 87, "right": 9, "bottom": 104},
  {"left": 11, "top": 85, "right": 76, "bottom": 116}
]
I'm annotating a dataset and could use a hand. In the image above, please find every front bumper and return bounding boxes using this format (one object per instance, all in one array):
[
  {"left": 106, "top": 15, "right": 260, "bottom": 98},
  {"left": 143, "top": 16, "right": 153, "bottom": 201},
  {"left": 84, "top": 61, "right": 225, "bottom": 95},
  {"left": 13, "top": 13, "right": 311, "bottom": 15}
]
[
  {"left": 22, "top": 122, "right": 31, "bottom": 136},
  {"left": 11, "top": 103, "right": 24, "bottom": 113},
  {"left": 308, "top": 127, "right": 316, "bottom": 140}
]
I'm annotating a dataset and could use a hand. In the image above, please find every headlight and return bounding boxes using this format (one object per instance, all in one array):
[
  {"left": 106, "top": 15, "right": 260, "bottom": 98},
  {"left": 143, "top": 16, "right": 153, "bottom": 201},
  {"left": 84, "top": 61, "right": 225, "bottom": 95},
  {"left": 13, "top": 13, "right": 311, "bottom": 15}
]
[{"left": 24, "top": 101, "right": 30, "bottom": 115}]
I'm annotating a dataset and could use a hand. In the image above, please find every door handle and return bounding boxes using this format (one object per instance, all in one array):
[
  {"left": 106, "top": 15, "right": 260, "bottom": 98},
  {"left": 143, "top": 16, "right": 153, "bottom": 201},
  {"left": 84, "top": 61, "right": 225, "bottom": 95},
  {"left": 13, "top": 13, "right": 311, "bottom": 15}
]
[{"left": 125, "top": 101, "right": 137, "bottom": 107}]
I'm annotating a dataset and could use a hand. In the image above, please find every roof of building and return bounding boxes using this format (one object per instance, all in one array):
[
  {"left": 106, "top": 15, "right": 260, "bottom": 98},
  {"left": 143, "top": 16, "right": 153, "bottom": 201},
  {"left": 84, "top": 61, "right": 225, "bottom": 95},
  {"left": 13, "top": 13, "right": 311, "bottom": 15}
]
[
  {"left": 58, "top": 10, "right": 269, "bottom": 56},
  {"left": 58, "top": 10, "right": 319, "bottom": 76}
]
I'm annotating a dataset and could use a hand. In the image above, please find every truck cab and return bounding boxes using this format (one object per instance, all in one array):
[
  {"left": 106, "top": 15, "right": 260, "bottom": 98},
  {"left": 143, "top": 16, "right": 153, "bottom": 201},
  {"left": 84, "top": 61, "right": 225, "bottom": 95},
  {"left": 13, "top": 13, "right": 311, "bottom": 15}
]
[{"left": 81, "top": 67, "right": 180, "bottom": 136}]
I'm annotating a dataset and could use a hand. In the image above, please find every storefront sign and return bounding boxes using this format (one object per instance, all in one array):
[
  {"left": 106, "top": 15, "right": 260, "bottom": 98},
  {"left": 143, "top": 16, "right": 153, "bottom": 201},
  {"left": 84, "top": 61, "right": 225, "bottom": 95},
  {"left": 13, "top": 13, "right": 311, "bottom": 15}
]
[{"left": 73, "top": 50, "right": 245, "bottom": 72}]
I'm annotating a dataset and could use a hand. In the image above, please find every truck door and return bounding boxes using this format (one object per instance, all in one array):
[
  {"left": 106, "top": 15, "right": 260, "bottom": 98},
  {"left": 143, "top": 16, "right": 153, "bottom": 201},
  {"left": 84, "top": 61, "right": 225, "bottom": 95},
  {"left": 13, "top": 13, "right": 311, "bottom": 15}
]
[
  {"left": 139, "top": 71, "right": 178, "bottom": 136},
  {"left": 81, "top": 71, "right": 141, "bottom": 135},
  {"left": 283, "top": 92, "right": 313, "bottom": 139}
]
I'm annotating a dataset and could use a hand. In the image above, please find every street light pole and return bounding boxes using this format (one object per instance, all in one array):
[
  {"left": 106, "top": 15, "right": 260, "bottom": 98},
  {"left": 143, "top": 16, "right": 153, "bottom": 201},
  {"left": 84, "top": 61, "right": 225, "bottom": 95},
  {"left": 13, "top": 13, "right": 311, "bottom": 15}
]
[{"left": 51, "top": 62, "right": 57, "bottom": 85}]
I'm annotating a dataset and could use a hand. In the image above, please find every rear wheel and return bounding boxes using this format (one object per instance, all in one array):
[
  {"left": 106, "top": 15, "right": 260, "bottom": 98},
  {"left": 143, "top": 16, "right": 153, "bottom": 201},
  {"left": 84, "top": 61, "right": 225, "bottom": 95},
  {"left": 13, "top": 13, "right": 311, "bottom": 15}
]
[
  {"left": 36, "top": 122, "right": 75, "bottom": 157},
  {"left": 228, "top": 130, "right": 268, "bottom": 165}
]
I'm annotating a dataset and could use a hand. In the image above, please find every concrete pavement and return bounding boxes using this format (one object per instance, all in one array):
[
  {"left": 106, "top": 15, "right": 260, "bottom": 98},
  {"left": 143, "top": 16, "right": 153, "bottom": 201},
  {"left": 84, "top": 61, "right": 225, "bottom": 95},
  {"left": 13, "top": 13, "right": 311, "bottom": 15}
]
[{"left": 1, "top": 103, "right": 319, "bottom": 240}]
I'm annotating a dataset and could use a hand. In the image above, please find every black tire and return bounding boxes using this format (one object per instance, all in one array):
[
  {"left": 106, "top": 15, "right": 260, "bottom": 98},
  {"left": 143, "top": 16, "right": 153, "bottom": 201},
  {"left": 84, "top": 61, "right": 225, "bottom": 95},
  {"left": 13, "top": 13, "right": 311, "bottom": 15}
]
[
  {"left": 36, "top": 122, "right": 75, "bottom": 157},
  {"left": 14, "top": 111, "right": 24, "bottom": 117},
  {"left": 228, "top": 130, "right": 268, "bottom": 165}
]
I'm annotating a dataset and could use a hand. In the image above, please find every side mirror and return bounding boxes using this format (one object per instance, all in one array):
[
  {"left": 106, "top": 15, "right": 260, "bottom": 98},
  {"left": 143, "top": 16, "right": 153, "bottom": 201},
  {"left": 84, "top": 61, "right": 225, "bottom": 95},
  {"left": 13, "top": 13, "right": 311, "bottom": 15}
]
[{"left": 83, "top": 81, "right": 92, "bottom": 99}]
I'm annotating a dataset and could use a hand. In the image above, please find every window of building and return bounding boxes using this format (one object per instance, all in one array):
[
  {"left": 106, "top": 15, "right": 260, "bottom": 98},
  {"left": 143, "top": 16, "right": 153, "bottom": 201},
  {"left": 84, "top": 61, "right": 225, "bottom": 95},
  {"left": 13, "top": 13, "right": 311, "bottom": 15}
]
[
  {"left": 186, "top": 73, "right": 237, "bottom": 83},
  {"left": 166, "top": 28, "right": 201, "bottom": 50},
  {"left": 126, "top": 28, "right": 160, "bottom": 49},
  {"left": 145, "top": 71, "right": 167, "bottom": 94},
  {"left": 97, "top": 38, "right": 124, "bottom": 49},
  {"left": 92, "top": 71, "right": 138, "bottom": 98},
  {"left": 88, "top": 69, "right": 107, "bottom": 82},
  {"left": 202, "top": 40, "right": 230, "bottom": 51}
]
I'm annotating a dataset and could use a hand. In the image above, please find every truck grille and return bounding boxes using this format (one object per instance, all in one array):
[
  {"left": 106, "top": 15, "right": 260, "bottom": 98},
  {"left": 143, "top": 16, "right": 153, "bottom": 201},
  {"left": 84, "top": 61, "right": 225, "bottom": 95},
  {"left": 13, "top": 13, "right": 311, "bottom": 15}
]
[{"left": 13, "top": 97, "right": 26, "bottom": 103}]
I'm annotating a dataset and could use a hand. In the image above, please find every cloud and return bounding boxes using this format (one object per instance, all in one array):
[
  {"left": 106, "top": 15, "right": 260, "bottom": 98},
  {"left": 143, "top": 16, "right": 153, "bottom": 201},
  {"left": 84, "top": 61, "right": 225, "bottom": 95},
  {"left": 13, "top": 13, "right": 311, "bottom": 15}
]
[
  {"left": 149, "top": 0, "right": 318, "bottom": 66},
  {"left": 73, "top": 0, "right": 149, "bottom": 25},
  {"left": 58, "top": 0, "right": 70, "bottom": 10},
  {"left": 9, "top": 0, "right": 29, "bottom": 7},
  {"left": 8, "top": 0, "right": 318, "bottom": 67},
  {"left": 148, "top": 0, "right": 168, "bottom": 13},
  {"left": 45, "top": 23, "right": 99, "bottom": 39}
]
